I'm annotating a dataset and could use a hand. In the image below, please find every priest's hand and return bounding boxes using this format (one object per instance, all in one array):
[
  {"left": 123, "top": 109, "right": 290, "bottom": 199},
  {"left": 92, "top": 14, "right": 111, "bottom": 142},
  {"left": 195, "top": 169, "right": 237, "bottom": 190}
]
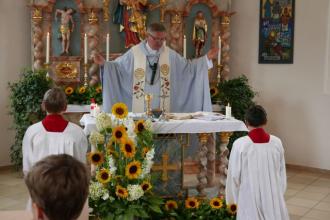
[
  {"left": 206, "top": 47, "right": 219, "bottom": 60},
  {"left": 93, "top": 53, "right": 105, "bottom": 65}
]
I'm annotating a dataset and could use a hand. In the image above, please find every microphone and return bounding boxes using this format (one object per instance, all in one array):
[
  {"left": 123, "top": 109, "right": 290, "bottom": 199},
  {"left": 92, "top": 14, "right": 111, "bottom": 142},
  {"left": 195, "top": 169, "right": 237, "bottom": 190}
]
[{"left": 150, "top": 63, "right": 157, "bottom": 85}]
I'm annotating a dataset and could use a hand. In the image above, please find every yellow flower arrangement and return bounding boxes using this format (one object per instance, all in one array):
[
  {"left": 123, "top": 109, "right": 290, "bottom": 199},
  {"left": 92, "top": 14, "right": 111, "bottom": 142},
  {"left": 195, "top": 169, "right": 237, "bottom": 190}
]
[
  {"left": 134, "top": 119, "right": 145, "bottom": 133},
  {"left": 185, "top": 197, "right": 199, "bottom": 209},
  {"left": 227, "top": 203, "right": 238, "bottom": 215},
  {"left": 165, "top": 200, "right": 178, "bottom": 211},
  {"left": 95, "top": 86, "right": 102, "bottom": 94},
  {"left": 112, "top": 125, "right": 127, "bottom": 142},
  {"left": 120, "top": 138, "right": 136, "bottom": 158},
  {"left": 115, "top": 185, "right": 128, "bottom": 199},
  {"left": 210, "top": 86, "right": 219, "bottom": 97},
  {"left": 65, "top": 86, "right": 74, "bottom": 95},
  {"left": 112, "top": 102, "right": 128, "bottom": 119},
  {"left": 125, "top": 161, "right": 142, "bottom": 179},
  {"left": 141, "top": 181, "right": 152, "bottom": 192},
  {"left": 96, "top": 169, "right": 111, "bottom": 184},
  {"left": 78, "top": 86, "right": 86, "bottom": 94},
  {"left": 210, "top": 198, "right": 223, "bottom": 209},
  {"left": 88, "top": 151, "right": 104, "bottom": 166}
]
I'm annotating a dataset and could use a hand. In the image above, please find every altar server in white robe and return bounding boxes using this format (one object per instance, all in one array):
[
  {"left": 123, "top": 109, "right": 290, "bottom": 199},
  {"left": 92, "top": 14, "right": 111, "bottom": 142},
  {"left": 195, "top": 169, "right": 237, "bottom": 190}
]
[
  {"left": 94, "top": 23, "right": 219, "bottom": 113},
  {"left": 226, "top": 105, "right": 289, "bottom": 220},
  {"left": 23, "top": 88, "right": 88, "bottom": 177}
]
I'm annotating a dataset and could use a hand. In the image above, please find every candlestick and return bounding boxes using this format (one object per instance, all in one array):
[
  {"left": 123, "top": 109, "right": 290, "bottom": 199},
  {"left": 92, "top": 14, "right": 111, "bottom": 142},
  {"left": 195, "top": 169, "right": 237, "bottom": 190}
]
[
  {"left": 225, "top": 103, "right": 231, "bottom": 119},
  {"left": 183, "top": 35, "right": 187, "bottom": 58},
  {"left": 218, "top": 36, "right": 221, "bottom": 65},
  {"left": 84, "top": 63, "right": 88, "bottom": 87},
  {"left": 106, "top": 33, "right": 110, "bottom": 61},
  {"left": 46, "top": 32, "right": 50, "bottom": 63},
  {"left": 84, "top": 33, "right": 88, "bottom": 64}
]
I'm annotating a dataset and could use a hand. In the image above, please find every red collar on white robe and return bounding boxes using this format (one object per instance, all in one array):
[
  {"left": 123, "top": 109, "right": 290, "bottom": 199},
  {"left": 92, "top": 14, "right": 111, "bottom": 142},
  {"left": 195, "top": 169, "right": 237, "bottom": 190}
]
[
  {"left": 42, "top": 114, "right": 68, "bottom": 132},
  {"left": 248, "top": 128, "right": 270, "bottom": 143}
]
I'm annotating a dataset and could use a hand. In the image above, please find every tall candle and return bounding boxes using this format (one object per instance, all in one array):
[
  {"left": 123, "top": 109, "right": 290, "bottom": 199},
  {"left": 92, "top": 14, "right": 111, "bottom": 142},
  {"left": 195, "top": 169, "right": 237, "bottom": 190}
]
[
  {"left": 84, "top": 33, "right": 88, "bottom": 64},
  {"left": 228, "top": 0, "right": 232, "bottom": 11},
  {"left": 183, "top": 35, "right": 187, "bottom": 58},
  {"left": 46, "top": 32, "right": 50, "bottom": 63},
  {"left": 106, "top": 33, "right": 110, "bottom": 61},
  {"left": 218, "top": 35, "right": 222, "bottom": 65},
  {"left": 225, "top": 103, "right": 231, "bottom": 119}
]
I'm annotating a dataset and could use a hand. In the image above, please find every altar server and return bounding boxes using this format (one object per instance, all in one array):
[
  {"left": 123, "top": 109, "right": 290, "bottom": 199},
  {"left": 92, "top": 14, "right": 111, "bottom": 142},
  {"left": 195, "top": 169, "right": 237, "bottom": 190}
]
[
  {"left": 23, "top": 88, "right": 88, "bottom": 176},
  {"left": 226, "top": 105, "right": 289, "bottom": 220}
]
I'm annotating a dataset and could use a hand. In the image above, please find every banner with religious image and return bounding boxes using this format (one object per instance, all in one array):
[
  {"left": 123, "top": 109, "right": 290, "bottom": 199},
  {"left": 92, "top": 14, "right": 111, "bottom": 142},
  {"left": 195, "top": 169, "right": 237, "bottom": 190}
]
[{"left": 258, "top": 0, "right": 295, "bottom": 64}]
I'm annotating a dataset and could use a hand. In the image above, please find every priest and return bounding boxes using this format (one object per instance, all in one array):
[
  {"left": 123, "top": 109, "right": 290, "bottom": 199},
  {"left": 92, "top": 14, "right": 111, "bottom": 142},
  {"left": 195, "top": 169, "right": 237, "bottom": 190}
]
[{"left": 94, "top": 23, "right": 219, "bottom": 113}]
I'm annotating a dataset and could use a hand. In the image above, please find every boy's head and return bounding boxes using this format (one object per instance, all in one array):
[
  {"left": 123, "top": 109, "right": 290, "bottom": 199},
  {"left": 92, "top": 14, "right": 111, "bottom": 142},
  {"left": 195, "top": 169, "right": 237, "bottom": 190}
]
[
  {"left": 42, "top": 88, "right": 67, "bottom": 114},
  {"left": 25, "top": 154, "right": 89, "bottom": 220},
  {"left": 244, "top": 105, "right": 268, "bottom": 128}
]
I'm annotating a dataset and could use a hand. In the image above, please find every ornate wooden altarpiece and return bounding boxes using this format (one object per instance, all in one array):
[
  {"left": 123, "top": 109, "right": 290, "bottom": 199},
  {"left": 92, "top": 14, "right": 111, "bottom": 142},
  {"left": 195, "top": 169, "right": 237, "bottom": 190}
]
[{"left": 29, "top": 0, "right": 236, "bottom": 197}]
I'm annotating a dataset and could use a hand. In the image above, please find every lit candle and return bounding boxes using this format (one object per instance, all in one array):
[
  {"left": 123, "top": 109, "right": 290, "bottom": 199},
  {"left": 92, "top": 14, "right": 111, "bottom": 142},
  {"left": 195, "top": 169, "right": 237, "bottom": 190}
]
[
  {"left": 84, "top": 33, "right": 88, "bottom": 64},
  {"left": 183, "top": 35, "right": 187, "bottom": 58},
  {"left": 46, "top": 32, "right": 50, "bottom": 63},
  {"left": 225, "top": 103, "right": 231, "bottom": 119},
  {"left": 218, "top": 35, "right": 222, "bottom": 65},
  {"left": 106, "top": 33, "right": 110, "bottom": 61}
]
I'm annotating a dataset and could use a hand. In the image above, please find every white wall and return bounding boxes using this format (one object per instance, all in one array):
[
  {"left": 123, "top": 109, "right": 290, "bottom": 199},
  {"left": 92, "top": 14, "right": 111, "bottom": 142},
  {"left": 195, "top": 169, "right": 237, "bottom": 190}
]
[
  {"left": 231, "top": 0, "right": 330, "bottom": 170},
  {"left": 0, "top": 1, "right": 31, "bottom": 166}
]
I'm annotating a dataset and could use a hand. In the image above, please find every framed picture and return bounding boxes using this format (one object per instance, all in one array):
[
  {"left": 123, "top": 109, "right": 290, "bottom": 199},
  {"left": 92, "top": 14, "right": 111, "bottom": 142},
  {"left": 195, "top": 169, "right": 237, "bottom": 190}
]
[{"left": 258, "top": 0, "right": 295, "bottom": 64}]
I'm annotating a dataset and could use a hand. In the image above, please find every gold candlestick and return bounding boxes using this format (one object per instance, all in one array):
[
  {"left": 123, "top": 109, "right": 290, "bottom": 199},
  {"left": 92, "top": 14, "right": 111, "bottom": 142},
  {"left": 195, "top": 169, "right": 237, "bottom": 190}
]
[
  {"left": 145, "top": 94, "right": 153, "bottom": 117},
  {"left": 84, "top": 63, "right": 88, "bottom": 87},
  {"left": 217, "top": 64, "right": 222, "bottom": 83},
  {"left": 44, "top": 63, "right": 50, "bottom": 79}
]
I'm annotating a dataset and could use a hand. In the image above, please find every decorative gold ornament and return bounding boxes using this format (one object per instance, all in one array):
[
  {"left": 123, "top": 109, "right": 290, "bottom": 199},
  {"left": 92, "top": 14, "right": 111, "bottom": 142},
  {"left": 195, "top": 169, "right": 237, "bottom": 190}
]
[
  {"left": 103, "top": 0, "right": 110, "bottom": 22},
  {"left": 88, "top": 10, "right": 98, "bottom": 24},
  {"left": 152, "top": 153, "right": 179, "bottom": 182},
  {"left": 32, "top": 8, "right": 42, "bottom": 22},
  {"left": 55, "top": 62, "right": 78, "bottom": 79},
  {"left": 134, "top": 68, "right": 145, "bottom": 79},
  {"left": 160, "top": 64, "right": 169, "bottom": 76},
  {"left": 221, "top": 16, "right": 231, "bottom": 25},
  {"left": 171, "top": 13, "right": 181, "bottom": 24}
]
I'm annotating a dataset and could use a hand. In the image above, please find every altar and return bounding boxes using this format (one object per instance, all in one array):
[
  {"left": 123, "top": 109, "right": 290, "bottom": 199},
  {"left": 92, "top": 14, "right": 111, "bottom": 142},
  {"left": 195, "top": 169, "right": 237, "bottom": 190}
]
[{"left": 80, "top": 113, "right": 247, "bottom": 197}]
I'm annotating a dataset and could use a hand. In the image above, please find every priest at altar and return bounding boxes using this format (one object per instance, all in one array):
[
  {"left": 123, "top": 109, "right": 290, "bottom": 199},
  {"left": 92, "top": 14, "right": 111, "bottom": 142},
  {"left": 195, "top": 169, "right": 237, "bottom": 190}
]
[{"left": 94, "top": 23, "right": 219, "bottom": 113}]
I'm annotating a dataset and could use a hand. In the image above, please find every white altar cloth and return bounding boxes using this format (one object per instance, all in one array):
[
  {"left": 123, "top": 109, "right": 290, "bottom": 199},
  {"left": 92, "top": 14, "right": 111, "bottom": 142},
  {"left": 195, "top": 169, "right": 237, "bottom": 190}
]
[{"left": 80, "top": 113, "right": 247, "bottom": 135}]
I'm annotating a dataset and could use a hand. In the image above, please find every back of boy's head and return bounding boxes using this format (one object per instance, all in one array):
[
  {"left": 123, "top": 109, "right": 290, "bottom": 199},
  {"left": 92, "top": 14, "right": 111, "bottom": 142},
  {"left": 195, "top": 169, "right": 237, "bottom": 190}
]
[
  {"left": 245, "top": 105, "right": 268, "bottom": 127},
  {"left": 25, "top": 154, "right": 90, "bottom": 220},
  {"left": 43, "top": 88, "right": 67, "bottom": 114}
]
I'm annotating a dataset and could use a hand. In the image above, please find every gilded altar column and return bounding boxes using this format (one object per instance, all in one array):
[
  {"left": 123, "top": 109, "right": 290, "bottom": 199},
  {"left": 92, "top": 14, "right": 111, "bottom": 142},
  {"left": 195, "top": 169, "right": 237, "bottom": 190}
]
[
  {"left": 218, "top": 132, "right": 232, "bottom": 196},
  {"left": 197, "top": 133, "right": 211, "bottom": 197},
  {"left": 31, "top": 7, "right": 44, "bottom": 70},
  {"left": 220, "top": 12, "right": 234, "bottom": 80}
]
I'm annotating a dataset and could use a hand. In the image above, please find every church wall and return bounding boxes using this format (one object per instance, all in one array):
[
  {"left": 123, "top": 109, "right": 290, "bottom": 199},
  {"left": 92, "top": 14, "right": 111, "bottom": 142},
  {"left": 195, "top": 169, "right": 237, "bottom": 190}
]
[
  {"left": 0, "top": 1, "right": 31, "bottom": 166},
  {"left": 230, "top": 0, "right": 330, "bottom": 170}
]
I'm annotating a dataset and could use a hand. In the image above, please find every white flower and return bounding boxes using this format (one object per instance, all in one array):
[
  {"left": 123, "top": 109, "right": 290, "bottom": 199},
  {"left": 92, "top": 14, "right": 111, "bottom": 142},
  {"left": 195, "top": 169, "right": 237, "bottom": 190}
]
[
  {"left": 122, "top": 118, "right": 136, "bottom": 140},
  {"left": 96, "top": 112, "right": 112, "bottom": 133},
  {"left": 89, "top": 131, "right": 105, "bottom": 146},
  {"left": 140, "top": 159, "right": 154, "bottom": 179},
  {"left": 108, "top": 155, "right": 117, "bottom": 175},
  {"left": 127, "top": 184, "right": 144, "bottom": 201},
  {"left": 146, "top": 148, "right": 155, "bottom": 161},
  {"left": 144, "top": 119, "right": 153, "bottom": 131},
  {"left": 102, "top": 192, "right": 109, "bottom": 200},
  {"left": 89, "top": 181, "right": 108, "bottom": 201}
]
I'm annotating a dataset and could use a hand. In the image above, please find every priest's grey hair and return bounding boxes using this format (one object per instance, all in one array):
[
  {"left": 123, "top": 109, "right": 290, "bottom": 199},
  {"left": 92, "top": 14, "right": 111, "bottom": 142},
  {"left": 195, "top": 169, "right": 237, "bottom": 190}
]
[{"left": 147, "top": 23, "right": 166, "bottom": 34}]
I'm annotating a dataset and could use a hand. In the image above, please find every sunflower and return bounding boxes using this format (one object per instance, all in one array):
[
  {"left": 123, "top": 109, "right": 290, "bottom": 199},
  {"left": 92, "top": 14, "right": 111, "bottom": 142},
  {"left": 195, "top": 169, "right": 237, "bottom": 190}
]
[
  {"left": 112, "top": 125, "right": 127, "bottom": 142},
  {"left": 112, "top": 102, "right": 128, "bottom": 119},
  {"left": 115, "top": 185, "right": 128, "bottom": 199},
  {"left": 142, "top": 147, "right": 150, "bottom": 157},
  {"left": 227, "top": 203, "right": 237, "bottom": 215},
  {"left": 87, "top": 151, "right": 104, "bottom": 166},
  {"left": 125, "top": 161, "right": 142, "bottom": 179},
  {"left": 141, "top": 181, "right": 152, "bottom": 192},
  {"left": 185, "top": 197, "right": 199, "bottom": 209},
  {"left": 134, "top": 119, "right": 145, "bottom": 133},
  {"left": 95, "top": 86, "right": 102, "bottom": 94},
  {"left": 78, "top": 86, "right": 86, "bottom": 94},
  {"left": 210, "top": 86, "right": 219, "bottom": 97},
  {"left": 64, "top": 87, "right": 74, "bottom": 95},
  {"left": 210, "top": 198, "right": 223, "bottom": 209},
  {"left": 120, "top": 138, "right": 136, "bottom": 158},
  {"left": 165, "top": 200, "right": 178, "bottom": 211},
  {"left": 96, "top": 169, "right": 111, "bottom": 184}
]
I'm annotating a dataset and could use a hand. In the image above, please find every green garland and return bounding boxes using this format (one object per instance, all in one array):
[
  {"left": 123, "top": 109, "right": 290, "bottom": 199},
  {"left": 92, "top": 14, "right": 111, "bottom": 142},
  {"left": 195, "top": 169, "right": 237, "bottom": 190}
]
[{"left": 8, "top": 69, "right": 51, "bottom": 168}]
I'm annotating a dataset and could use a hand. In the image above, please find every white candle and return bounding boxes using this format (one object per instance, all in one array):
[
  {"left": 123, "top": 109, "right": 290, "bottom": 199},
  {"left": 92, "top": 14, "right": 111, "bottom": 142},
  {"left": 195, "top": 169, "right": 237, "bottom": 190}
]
[
  {"left": 84, "top": 33, "right": 88, "bottom": 64},
  {"left": 46, "top": 32, "right": 50, "bottom": 63},
  {"left": 183, "top": 35, "right": 187, "bottom": 58},
  {"left": 106, "top": 33, "right": 110, "bottom": 61},
  {"left": 225, "top": 103, "right": 231, "bottom": 119},
  {"left": 228, "top": 0, "right": 232, "bottom": 11},
  {"left": 218, "top": 35, "right": 222, "bottom": 65}
]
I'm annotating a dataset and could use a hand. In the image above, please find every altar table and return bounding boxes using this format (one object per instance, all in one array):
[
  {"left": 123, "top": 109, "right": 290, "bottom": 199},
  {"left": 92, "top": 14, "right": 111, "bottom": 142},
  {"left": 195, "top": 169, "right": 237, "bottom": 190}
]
[{"left": 80, "top": 113, "right": 247, "bottom": 197}]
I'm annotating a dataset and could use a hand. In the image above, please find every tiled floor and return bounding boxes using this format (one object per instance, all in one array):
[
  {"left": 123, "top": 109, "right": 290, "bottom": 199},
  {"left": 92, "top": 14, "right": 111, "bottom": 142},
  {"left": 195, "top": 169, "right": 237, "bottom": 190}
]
[{"left": 0, "top": 167, "right": 330, "bottom": 219}]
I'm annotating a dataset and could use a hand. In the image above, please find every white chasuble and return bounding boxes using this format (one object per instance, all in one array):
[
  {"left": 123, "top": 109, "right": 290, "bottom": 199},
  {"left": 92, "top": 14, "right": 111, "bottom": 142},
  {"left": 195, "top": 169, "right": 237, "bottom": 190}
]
[{"left": 131, "top": 45, "right": 171, "bottom": 113}]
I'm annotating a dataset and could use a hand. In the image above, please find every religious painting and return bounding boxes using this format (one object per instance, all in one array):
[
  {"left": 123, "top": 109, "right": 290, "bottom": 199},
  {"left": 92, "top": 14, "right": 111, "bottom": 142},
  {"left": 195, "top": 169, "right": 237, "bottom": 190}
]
[{"left": 258, "top": 0, "right": 295, "bottom": 64}]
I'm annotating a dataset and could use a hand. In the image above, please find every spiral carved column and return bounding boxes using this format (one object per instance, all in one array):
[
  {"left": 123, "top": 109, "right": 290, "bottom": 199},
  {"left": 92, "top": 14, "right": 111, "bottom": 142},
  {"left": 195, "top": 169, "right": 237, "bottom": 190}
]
[
  {"left": 32, "top": 8, "right": 44, "bottom": 70},
  {"left": 220, "top": 14, "right": 233, "bottom": 80},
  {"left": 218, "top": 132, "right": 232, "bottom": 196},
  {"left": 197, "top": 133, "right": 211, "bottom": 197}
]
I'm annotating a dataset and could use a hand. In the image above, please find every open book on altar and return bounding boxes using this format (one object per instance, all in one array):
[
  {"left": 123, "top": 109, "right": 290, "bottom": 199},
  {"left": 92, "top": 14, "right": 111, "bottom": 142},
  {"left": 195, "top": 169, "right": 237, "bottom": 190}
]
[{"left": 165, "top": 112, "right": 225, "bottom": 121}]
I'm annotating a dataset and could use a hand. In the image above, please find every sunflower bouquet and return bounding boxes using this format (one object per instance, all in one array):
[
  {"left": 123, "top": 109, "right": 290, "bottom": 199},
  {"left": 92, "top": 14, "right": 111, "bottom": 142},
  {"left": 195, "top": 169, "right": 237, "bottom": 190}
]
[
  {"left": 88, "top": 102, "right": 163, "bottom": 219},
  {"left": 63, "top": 84, "right": 102, "bottom": 105},
  {"left": 161, "top": 197, "right": 237, "bottom": 220}
]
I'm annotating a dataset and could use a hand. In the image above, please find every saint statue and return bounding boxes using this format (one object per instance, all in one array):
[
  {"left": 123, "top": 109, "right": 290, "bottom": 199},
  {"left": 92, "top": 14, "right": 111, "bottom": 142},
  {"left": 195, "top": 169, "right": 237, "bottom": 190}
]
[
  {"left": 55, "top": 7, "right": 76, "bottom": 56},
  {"left": 113, "top": 0, "right": 148, "bottom": 48},
  {"left": 193, "top": 11, "right": 207, "bottom": 58}
]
